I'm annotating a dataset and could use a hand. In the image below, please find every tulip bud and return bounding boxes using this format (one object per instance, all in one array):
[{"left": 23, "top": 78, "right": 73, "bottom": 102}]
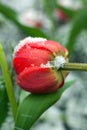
[{"left": 13, "top": 37, "right": 69, "bottom": 93}]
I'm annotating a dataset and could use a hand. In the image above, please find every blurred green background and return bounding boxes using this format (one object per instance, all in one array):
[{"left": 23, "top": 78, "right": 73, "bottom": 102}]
[{"left": 0, "top": 0, "right": 87, "bottom": 130}]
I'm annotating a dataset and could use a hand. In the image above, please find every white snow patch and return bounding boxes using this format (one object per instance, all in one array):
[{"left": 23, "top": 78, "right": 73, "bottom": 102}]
[
  {"left": 13, "top": 37, "right": 47, "bottom": 57},
  {"left": 53, "top": 56, "right": 66, "bottom": 69},
  {"left": 40, "top": 62, "right": 52, "bottom": 68},
  {"left": 40, "top": 56, "right": 66, "bottom": 69}
]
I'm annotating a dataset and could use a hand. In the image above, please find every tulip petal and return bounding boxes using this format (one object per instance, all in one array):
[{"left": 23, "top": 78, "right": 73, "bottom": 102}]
[
  {"left": 13, "top": 46, "right": 52, "bottom": 74},
  {"left": 27, "top": 40, "right": 66, "bottom": 55},
  {"left": 17, "top": 67, "right": 64, "bottom": 93}
]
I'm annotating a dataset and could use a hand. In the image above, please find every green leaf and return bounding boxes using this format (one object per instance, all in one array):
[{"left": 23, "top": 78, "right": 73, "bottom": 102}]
[
  {"left": 17, "top": 23, "right": 48, "bottom": 38},
  {"left": 0, "top": 3, "right": 48, "bottom": 38},
  {"left": 66, "top": 8, "right": 87, "bottom": 52},
  {"left": 14, "top": 81, "right": 74, "bottom": 130},
  {"left": 44, "top": 0, "right": 57, "bottom": 18},
  {"left": 0, "top": 77, "right": 9, "bottom": 127},
  {"left": 81, "top": 0, "right": 87, "bottom": 6},
  {"left": 43, "top": 0, "right": 57, "bottom": 38}
]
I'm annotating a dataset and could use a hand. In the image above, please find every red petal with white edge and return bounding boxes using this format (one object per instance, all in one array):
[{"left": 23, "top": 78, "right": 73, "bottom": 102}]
[
  {"left": 13, "top": 46, "right": 51, "bottom": 74},
  {"left": 28, "top": 40, "right": 66, "bottom": 54},
  {"left": 17, "top": 67, "right": 64, "bottom": 93}
]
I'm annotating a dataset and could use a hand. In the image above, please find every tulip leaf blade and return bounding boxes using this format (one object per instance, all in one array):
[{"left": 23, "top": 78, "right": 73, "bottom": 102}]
[
  {"left": 0, "top": 3, "right": 48, "bottom": 38},
  {"left": 14, "top": 80, "right": 74, "bottom": 130},
  {"left": 66, "top": 8, "right": 87, "bottom": 52},
  {"left": 0, "top": 76, "right": 9, "bottom": 127}
]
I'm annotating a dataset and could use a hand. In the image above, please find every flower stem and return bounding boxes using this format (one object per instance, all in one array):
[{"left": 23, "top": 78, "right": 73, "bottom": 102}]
[
  {"left": 61, "top": 63, "right": 87, "bottom": 71},
  {"left": 0, "top": 42, "right": 17, "bottom": 121}
]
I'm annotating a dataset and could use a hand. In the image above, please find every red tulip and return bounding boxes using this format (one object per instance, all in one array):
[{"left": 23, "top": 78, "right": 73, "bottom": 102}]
[
  {"left": 56, "top": 9, "right": 69, "bottom": 22},
  {"left": 13, "top": 37, "right": 69, "bottom": 93}
]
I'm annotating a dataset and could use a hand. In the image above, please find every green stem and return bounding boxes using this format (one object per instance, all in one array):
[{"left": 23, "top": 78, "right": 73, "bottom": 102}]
[
  {"left": 0, "top": 42, "right": 17, "bottom": 121},
  {"left": 61, "top": 63, "right": 87, "bottom": 71}
]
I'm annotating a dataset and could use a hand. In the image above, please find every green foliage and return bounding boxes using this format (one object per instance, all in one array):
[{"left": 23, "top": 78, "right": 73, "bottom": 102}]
[
  {"left": 0, "top": 3, "right": 48, "bottom": 38},
  {"left": 14, "top": 81, "right": 74, "bottom": 130},
  {"left": 81, "top": 0, "right": 87, "bottom": 6},
  {"left": 0, "top": 3, "right": 18, "bottom": 23},
  {"left": 0, "top": 76, "right": 9, "bottom": 127},
  {"left": 43, "top": 0, "right": 57, "bottom": 38},
  {"left": 17, "top": 23, "right": 48, "bottom": 38},
  {"left": 44, "top": 0, "right": 57, "bottom": 19},
  {"left": 66, "top": 8, "right": 87, "bottom": 52}
]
